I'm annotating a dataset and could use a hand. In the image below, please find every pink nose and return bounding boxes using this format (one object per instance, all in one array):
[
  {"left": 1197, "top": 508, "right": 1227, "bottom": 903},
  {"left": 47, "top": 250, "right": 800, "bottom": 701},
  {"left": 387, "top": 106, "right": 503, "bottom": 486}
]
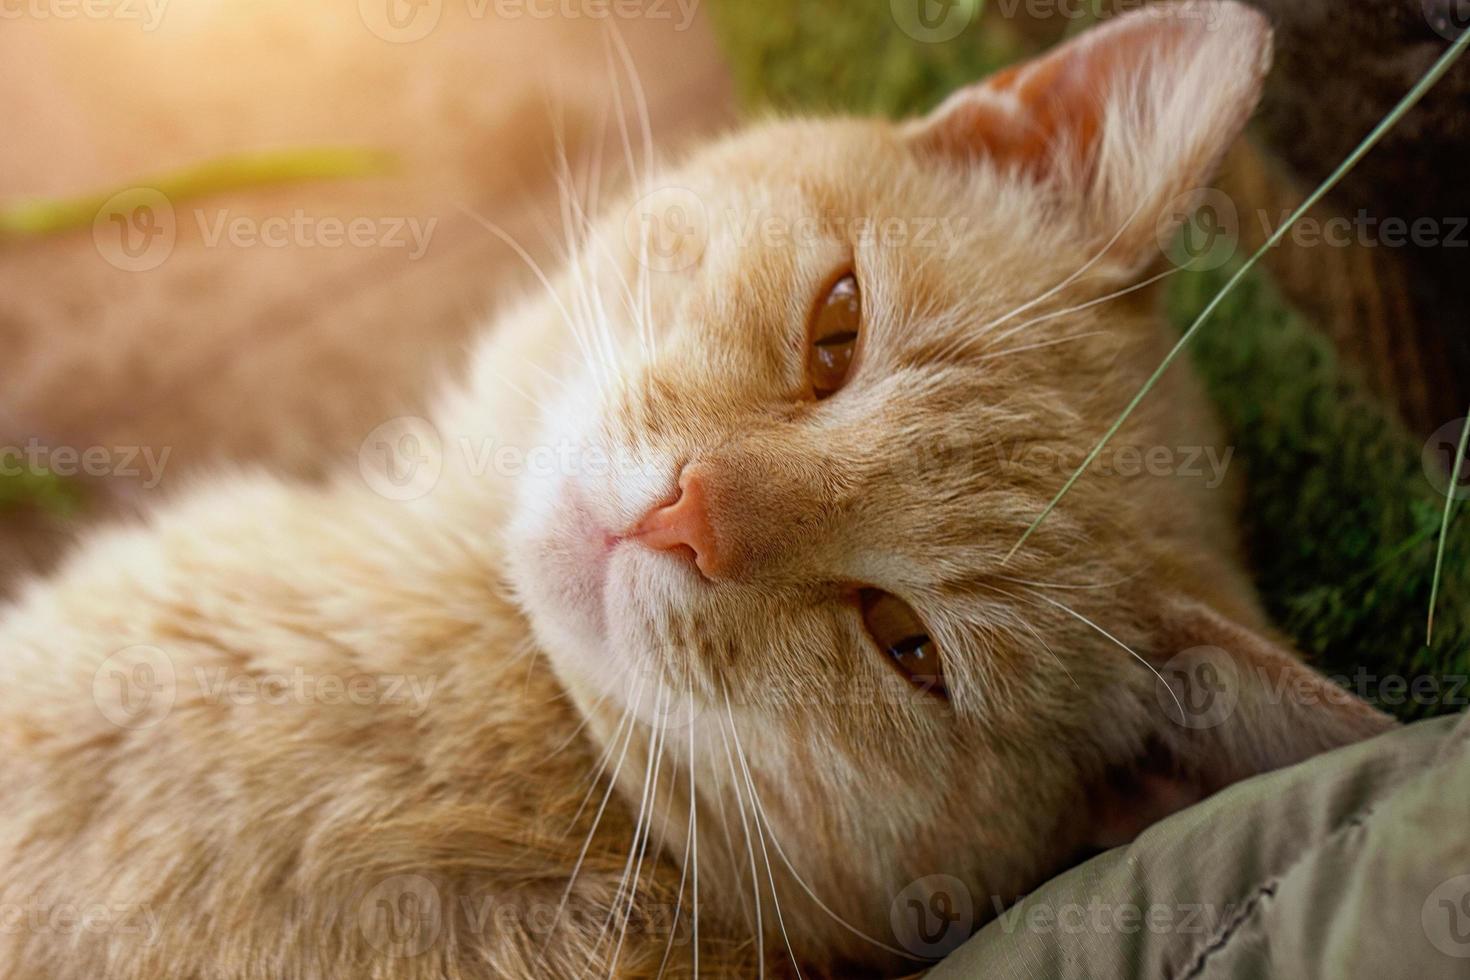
[{"left": 631, "top": 467, "right": 723, "bottom": 578}]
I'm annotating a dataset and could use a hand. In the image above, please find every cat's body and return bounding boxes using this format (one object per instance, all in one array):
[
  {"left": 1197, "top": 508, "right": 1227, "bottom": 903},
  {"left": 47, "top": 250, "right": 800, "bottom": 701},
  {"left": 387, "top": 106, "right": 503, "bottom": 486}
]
[
  {"left": 0, "top": 5, "right": 1394, "bottom": 977},
  {"left": 0, "top": 477, "right": 706, "bottom": 977}
]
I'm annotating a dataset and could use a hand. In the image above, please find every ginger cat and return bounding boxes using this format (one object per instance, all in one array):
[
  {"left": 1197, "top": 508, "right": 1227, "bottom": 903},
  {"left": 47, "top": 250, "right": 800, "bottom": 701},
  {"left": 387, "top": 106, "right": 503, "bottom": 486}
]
[{"left": 0, "top": 4, "right": 1391, "bottom": 977}]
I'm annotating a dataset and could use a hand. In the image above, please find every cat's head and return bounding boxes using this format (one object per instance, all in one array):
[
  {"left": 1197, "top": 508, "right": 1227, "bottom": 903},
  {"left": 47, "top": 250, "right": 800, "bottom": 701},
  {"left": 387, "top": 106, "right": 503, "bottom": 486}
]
[{"left": 485, "top": 1, "right": 1390, "bottom": 970}]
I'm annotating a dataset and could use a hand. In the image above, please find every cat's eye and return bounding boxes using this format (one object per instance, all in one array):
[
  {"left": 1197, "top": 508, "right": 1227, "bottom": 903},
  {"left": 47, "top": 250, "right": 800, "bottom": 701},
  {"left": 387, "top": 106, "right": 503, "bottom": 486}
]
[
  {"left": 858, "top": 589, "right": 948, "bottom": 699},
  {"left": 807, "top": 272, "right": 861, "bottom": 398}
]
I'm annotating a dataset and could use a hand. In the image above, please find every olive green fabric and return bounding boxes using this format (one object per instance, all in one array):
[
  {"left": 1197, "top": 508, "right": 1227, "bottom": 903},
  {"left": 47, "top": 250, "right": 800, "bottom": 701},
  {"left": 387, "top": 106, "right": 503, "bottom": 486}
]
[{"left": 930, "top": 715, "right": 1470, "bottom": 978}]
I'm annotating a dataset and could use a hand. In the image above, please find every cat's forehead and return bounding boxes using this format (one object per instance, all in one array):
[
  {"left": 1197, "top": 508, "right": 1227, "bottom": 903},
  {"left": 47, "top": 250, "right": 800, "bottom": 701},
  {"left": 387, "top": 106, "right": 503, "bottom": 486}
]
[
  {"left": 639, "top": 118, "right": 938, "bottom": 247},
  {"left": 588, "top": 113, "right": 1101, "bottom": 401},
  {"left": 699, "top": 117, "right": 903, "bottom": 191},
  {"left": 632, "top": 116, "right": 1079, "bottom": 300}
]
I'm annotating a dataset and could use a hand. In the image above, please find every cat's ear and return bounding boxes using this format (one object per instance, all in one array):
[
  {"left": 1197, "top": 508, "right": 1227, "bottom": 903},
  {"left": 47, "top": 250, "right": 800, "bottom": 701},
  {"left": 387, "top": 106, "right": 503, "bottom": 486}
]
[
  {"left": 1088, "top": 599, "right": 1394, "bottom": 849},
  {"left": 903, "top": 0, "right": 1272, "bottom": 272}
]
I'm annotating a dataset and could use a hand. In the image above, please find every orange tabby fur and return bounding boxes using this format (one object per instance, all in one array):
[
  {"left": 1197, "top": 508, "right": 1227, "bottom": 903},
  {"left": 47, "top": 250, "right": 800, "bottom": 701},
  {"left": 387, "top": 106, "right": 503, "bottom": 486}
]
[{"left": 0, "top": 4, "right": 1391, "bottom": 977}]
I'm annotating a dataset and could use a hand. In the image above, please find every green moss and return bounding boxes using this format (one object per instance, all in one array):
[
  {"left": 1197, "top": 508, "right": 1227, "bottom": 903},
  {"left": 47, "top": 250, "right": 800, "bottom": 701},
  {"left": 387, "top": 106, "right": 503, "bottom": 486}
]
[
  {"left": 709, "top": 0, "right": 1025, "bottom": 116},
  {"left": 710, "top": 0, "right": 1469, "bottom": 719},
  {"left": 1176, "top": 268, "right": 1466, "bottom": 718}
]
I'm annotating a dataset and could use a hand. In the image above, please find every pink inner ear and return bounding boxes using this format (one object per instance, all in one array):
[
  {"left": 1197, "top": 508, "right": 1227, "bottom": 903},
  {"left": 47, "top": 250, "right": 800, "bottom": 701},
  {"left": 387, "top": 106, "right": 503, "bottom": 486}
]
[{"left": 912, "top": 13, "right": 1196, "bottom": 181}]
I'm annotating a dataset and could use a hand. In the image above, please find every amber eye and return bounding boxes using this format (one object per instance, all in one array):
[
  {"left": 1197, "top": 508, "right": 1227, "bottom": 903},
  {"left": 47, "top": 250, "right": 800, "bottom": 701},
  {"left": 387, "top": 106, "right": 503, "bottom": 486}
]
[
  {"left": 807, "top": 272, "right": 861, "bottom": 398},
  {"left": 858, "top": 589, "right": 947, "bottom": 699}
]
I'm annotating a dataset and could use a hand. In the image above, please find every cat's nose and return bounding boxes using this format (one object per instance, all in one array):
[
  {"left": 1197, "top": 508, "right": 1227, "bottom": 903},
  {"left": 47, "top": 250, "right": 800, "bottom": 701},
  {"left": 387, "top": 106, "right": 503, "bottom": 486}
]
[{"left": 631, "top": 466, "right": 723, "bottom": 579}]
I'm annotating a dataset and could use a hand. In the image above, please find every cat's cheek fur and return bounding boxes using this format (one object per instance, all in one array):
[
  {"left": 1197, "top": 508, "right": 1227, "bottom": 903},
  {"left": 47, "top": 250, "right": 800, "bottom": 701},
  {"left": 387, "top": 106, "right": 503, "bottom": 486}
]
[{"left": 1082, "top": 598, "right": 1397, "bottom": 850}]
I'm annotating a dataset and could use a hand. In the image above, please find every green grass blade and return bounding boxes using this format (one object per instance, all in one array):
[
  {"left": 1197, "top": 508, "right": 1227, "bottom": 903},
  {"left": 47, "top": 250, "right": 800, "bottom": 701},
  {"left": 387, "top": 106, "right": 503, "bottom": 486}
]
[
  {"left": 1006, "top": 27, "right": 1470, "bottom": 563},
  {"left": 1427, "top": 408, "right": 1470, "bottom": 646},
  {"left": 0, "top": 147, "right": 397, "bottom": 239}
]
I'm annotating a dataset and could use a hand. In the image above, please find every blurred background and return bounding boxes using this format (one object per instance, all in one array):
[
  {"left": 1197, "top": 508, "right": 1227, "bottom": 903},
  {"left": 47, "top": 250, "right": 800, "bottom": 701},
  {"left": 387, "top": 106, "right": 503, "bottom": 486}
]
[{"left": 0, "top": 1, "right": 735, "bottom": 589}]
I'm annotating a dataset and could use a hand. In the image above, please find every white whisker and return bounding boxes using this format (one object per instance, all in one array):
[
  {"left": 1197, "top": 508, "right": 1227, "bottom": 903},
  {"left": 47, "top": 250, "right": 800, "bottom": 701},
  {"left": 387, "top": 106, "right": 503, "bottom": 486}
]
[
  {"left": 689, "top": 679, "right": 700, "bottom": 978},
  {"left": 456, "top": 204, "right": 608, "bottom": 393},
  {"left": 478, "top": 360, "right": 563, "bottom": 420},
  {"left": 545, "top": 678, "right": 647, "bottom": 957},
  {"left": 722, "top": 688, "right": 804, "bottom": 980},
  {"left": 1025, "top": 589, "right": 1185, "bottom": 723},
  {"left": 546, "top": 109, "right": 622, "bottom": 388},
  {"left": 973, "top": 331, "right": 1107, "bottom": 363},
  {"left": 656, "top": 678, "right": 699, "bottom": 979},
  {"left": 983, "top": 266, "right": 1179, "bottom": 348},
  {"left": 979, "top": 194, "right": 1150, "bottom": 333},
  {"left": 715, "top": 707, "right": 764, "bottom": 977},
  {"left": 567, "top": 692, "right": 637, "bottom": 829},
  {"left": 994, "top": 571, "right": 1145, "bottom": 591},
  {"left": 932, "top": 194, "right": 1152, "bottom": 364},
  {"left": 979, "top": 584, "right": 1080, "bottom": 689},
  {"left": 607, "top": 24, "right": 656, "bottom": 201},
  {"left": 710, "top": 698, "right": 922, "bottom": 963},
  {"left": 604, "top": 30, "right": 661, "bottom": 364},
  {"left": 605, "top": 684, "right": 668, "bottom": 976},
  {"left": 547, "top": 687, "right": 613, "bottom": 759}
]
